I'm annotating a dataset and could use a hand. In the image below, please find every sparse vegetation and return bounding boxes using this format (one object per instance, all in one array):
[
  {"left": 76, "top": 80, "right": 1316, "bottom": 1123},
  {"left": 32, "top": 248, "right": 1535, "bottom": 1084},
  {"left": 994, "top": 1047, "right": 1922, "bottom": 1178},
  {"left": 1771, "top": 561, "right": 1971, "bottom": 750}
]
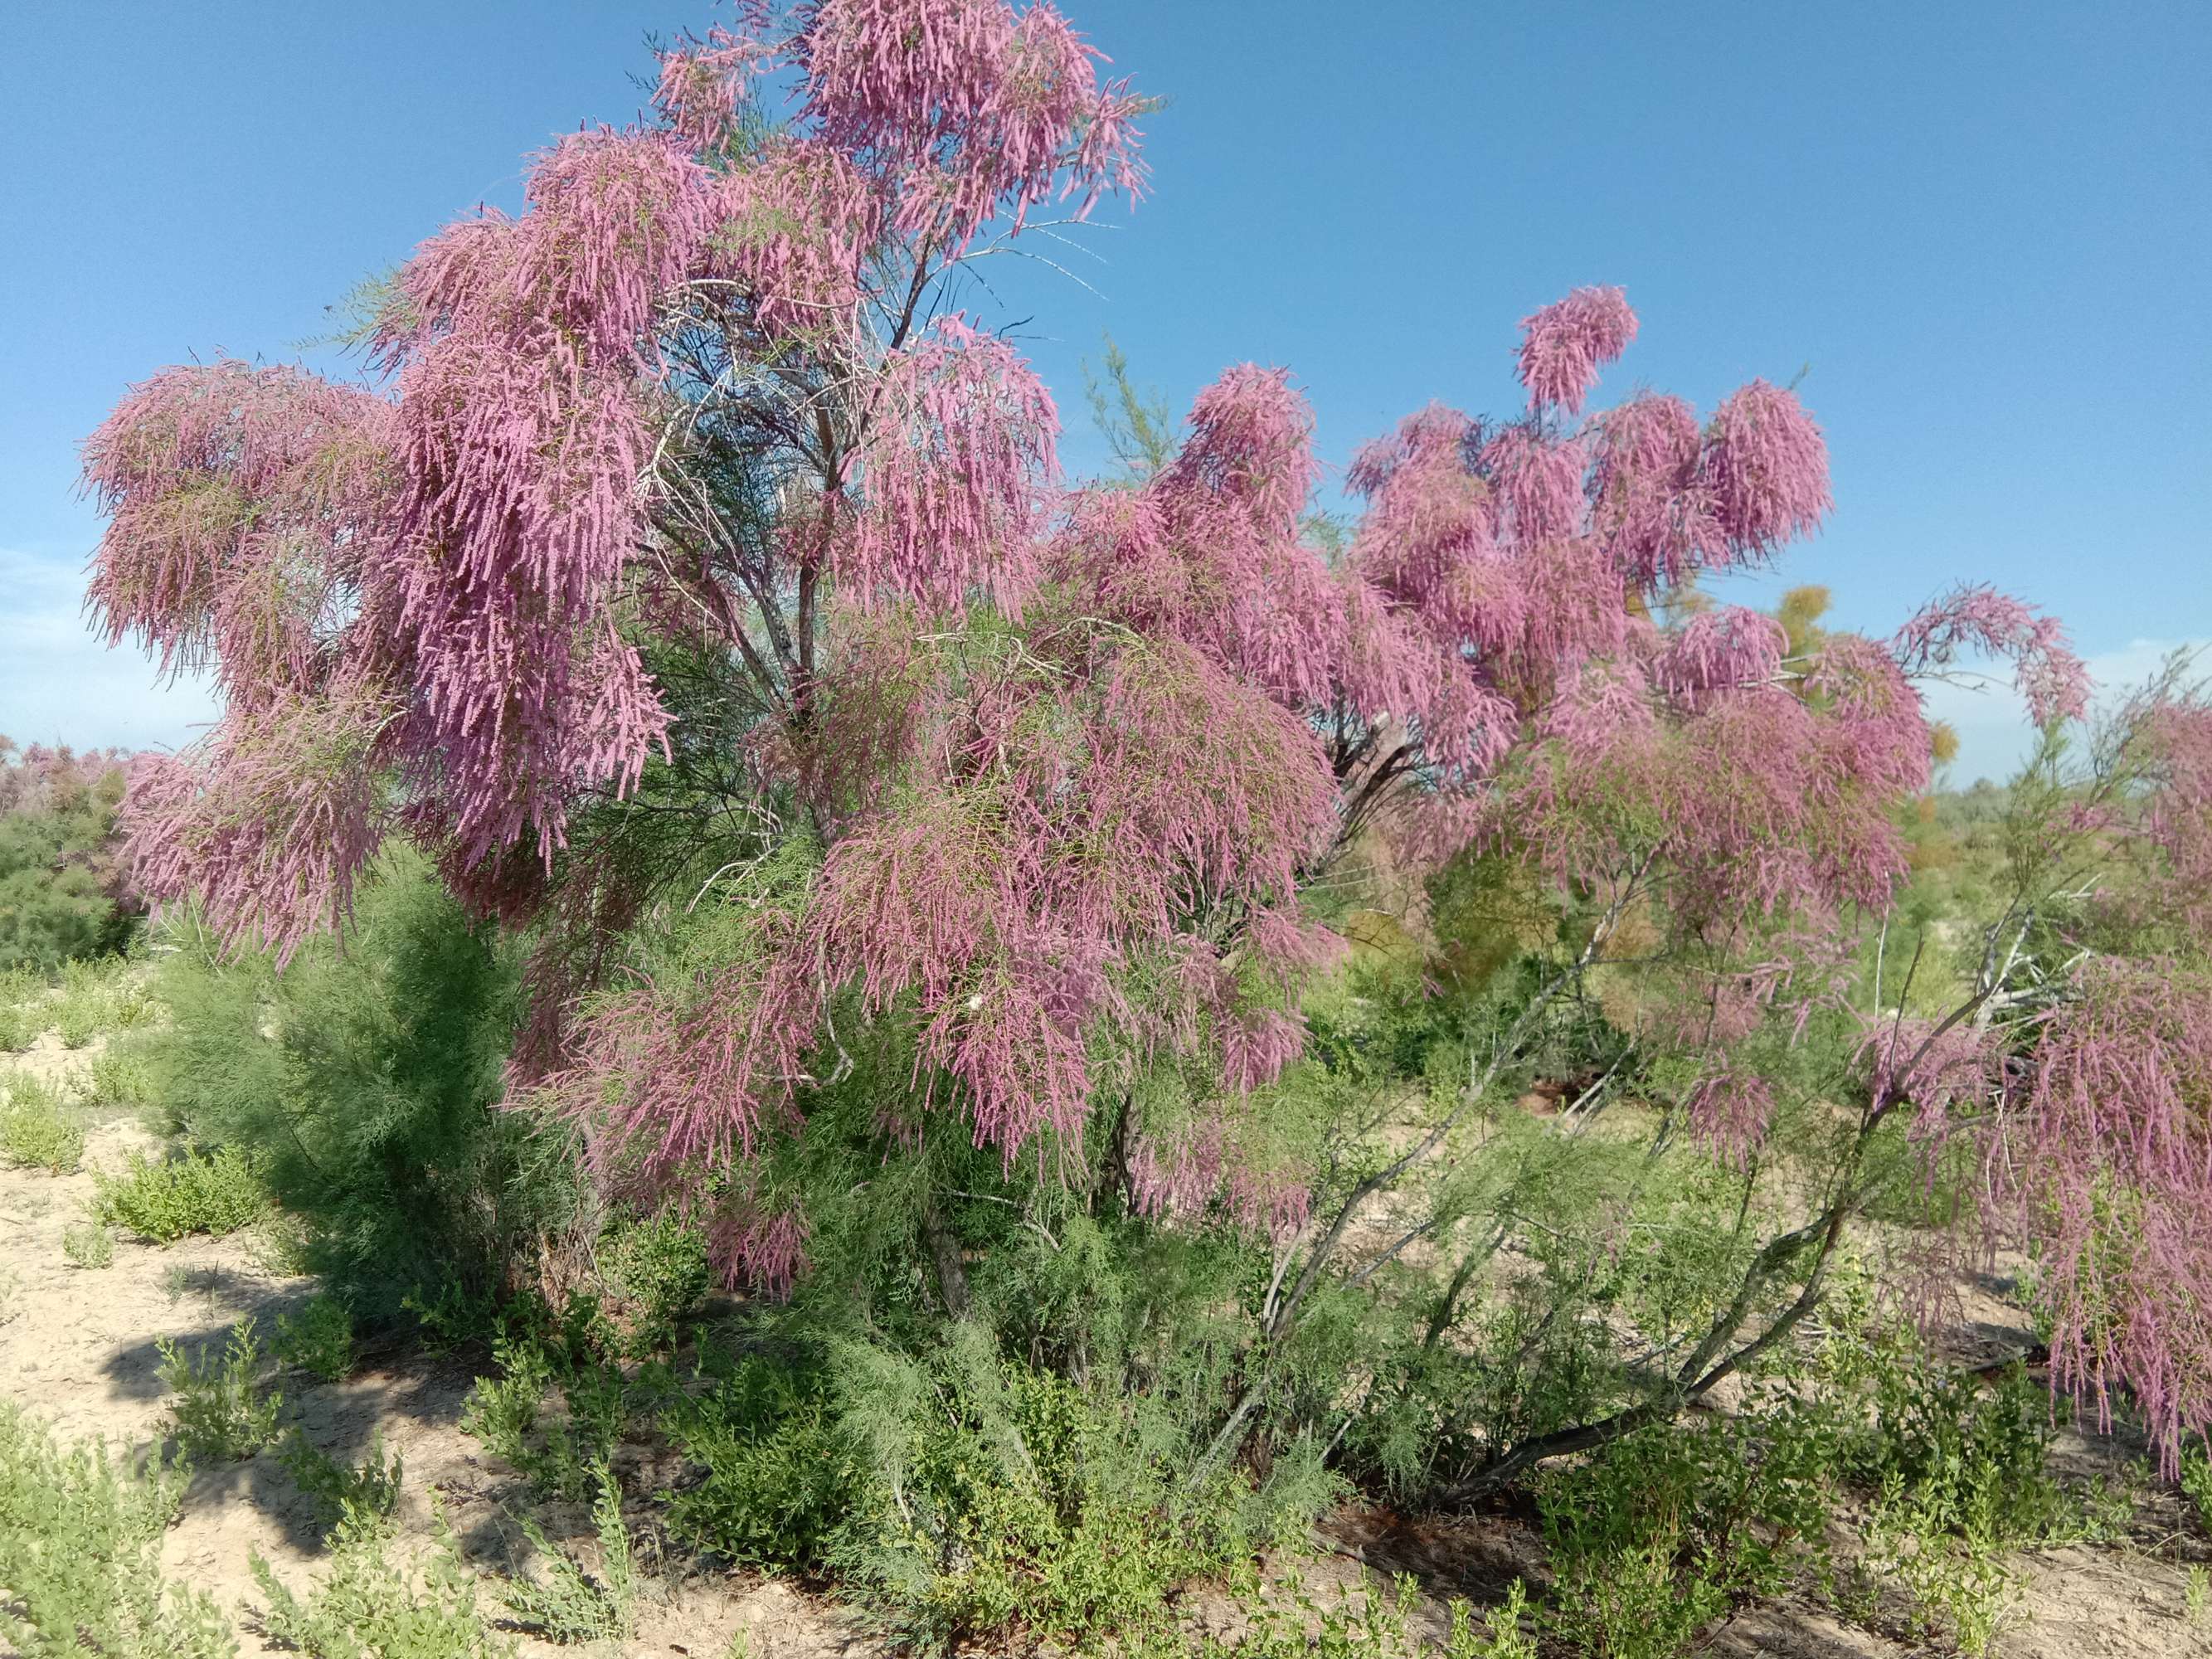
[
  {"left": 275, "top": 1292, "right": 355, "bottom": 1383},
  {"left": 62, "top": 1220, "right": 114, "bottom": 1268},
  {"left": 275, "top": 1428, "right": 403, "bottom": 1530},
  {"left": 0, "top": 1073, "right": 81, "bottom": 1173},
  {"left": 94, "top": 1144, "right": 268, "bottom": 1242},
  {"left": 498, "top": 1460, "right": 636, "bottom": 1644},
  {"left": 0, "top": 1403, "right": 233, "bottom": 1657},
  {"left": 250, "top": 1493, "right": 515, "bottom": 1659},
  {"left": 156, "top": 1316, "right": 284, "bottom": 1462}
]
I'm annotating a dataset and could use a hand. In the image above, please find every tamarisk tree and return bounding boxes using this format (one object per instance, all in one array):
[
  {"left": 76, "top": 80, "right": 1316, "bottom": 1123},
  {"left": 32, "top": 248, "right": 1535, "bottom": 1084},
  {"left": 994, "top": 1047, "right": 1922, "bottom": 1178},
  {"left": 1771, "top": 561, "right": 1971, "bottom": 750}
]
[{"left": 85, "top": 0, "right": 2210, "bottom": 1473}]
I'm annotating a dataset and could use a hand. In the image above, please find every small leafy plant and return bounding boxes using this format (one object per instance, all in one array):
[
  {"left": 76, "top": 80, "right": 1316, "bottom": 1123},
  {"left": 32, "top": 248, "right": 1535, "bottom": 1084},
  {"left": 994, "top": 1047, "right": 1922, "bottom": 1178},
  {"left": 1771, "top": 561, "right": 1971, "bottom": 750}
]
[
  {"left": 275, "top": 1428, "right": 402, "bottom": 1530},
  {"left": 499, "top": 1459, "right": 636, "bottom": 1644},
  {"left": 95, "top": 1144, "right": 266, "bottom": 1242},
  {"left": 276, "top": 1292, "right": 355, "bottom": 1383},
  {"left": 85, "top": 1046, "right": 154, "bottom": 1107},
  {"left": 157, "top": 1316, "right": 284, "bottom": 1462},
  {"left": 251, "top": 1491, "right": 515, "bottom": 1658},
  {"left": 0, "top": 1401, "right": 233, "bottom": 1657},
  {"left": 62, "top": 1220, "right": 114, "bottom": 1268},
  {"left": 0, "top": 1074, "right": 83, "bottom": 1173}
]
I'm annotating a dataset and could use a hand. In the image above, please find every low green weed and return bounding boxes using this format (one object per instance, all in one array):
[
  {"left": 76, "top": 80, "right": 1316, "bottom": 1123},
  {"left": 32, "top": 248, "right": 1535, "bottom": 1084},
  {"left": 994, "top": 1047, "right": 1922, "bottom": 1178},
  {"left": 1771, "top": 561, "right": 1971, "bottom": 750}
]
[
  {"left": 659, "top": 1350, "right": 855, "bottom": 1569},
  {"left": 2186, "top": 1564, "right": 2208, "bottom": 1623},
  {"left": 1851, "top": 1473, "right": 2019, "bottom": 1657},
  {"left": 0, "top": 999, "right": 35, "bottom": 1053},
  {"left": 157, "top": 1316, "right": 284, "bottom": 1462},
  {"left": 250, "top": 1492, "right": 515, "bottom": 1658},
  {"left": 499, "top": 1459, "right": 636, "bottom": 1644},
  {"left": 275, "top": 1428, "right": 402, "bottom": 1530},
  {"left": 95, "top": 1144, "right": 267, "bottom": 1241},
  {"left": 0, "top": 1401, "right": 235, "bottom": 1657},
  {"left": 1534, "top": 1404, "right": 1835, "bottom": 1659},
  {"left": 63, "top": 1220, "right": 114, "bottom": 1268},
  {"left": 1122, "top": 1572, "right": 1538, "bottom": 1658},
  {"left": 601, "top": 1209, "right": 711, "bottom": 1356},
  {"left": 85, "top": 1046, "right": 154, "bottom": 1107},
  {"left": 1, "top": 1073, "right": 82, "bottom": 1173},
  {"left": 461, "top": 1329, "right": 624, "bottom": 1505},
  {"left": 2181, "top": 1442, "right": 2212, "bottom": 1532},
  {"left": 275, "top": 1292, "right": 355, "bottom": 1383}
]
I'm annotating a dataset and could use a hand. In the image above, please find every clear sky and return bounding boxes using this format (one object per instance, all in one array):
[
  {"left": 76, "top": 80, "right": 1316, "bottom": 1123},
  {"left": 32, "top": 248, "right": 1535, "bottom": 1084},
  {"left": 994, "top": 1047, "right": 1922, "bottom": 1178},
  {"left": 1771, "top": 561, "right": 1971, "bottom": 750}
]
[{"left": 2, "top": 1, "right": 2205, "bottom": 780}]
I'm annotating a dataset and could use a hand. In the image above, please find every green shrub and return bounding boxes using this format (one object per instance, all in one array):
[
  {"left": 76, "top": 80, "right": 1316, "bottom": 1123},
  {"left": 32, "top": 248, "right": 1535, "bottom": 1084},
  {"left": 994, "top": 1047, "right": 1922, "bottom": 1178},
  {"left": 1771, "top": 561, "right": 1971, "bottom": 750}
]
[
  {"left": 275, "top": 1428, "right": 402, "bottom": 1530},
  {"left": 601, "top": 1209, "right": 712, "bottom": 1356},
  {"left": 55, "top": 992, "right": 104, "bottom": 1048},
  {"left": 156, "top": 1316, "right": 284, "bottom": 1462},
  {"left": 658, "top": 1321, "right": 1331, "bottom": 1655},
  {"left": 250, "top": 1493, "right": 515, "bottom": 1658},
  {"left": 0, "top": 1075, "right": 82, "bottom": 1173},
  {"left": 0, "top": 749, "right": 139, "bottom": 973},
  {"left": 140, "top": 852, "right": 570, "bottom": 1317},
  {"left": 62, "top": 1221, "right": 114, "bottom": 1268},
  {"left": 0, "top": 1401, "right": 234, "bottom": 1657},
  {"left": 1815, "top": 1307, "right": 2071, "bottom": 1548},
  {"left": 499, "top": 1459, "right": 635, "bottom": 1644},
  {"left": 1850, "top": 1473, "right": 2019, "bottom": 1657},
  {"left": 94, "top": 1145, "right": 267, "bottom": 1242},
  {"left": 276, "top": 1293, "right": 356, "bottom": 1383},
  {"left": 0, "top": 999, "right": 34, "bottom": 1053},
  {"left": 1122, "top": 1572, "right": 1538, "bottom": 1659},
  {"left": 1536, "top": 1408, "right": 1834, "bottom": 1659},
  {"left": 86, "top": 1045, "right": 155, "bottom": 1107},
  {"left": 462, "top": 1329, "right": 625, "bottom": 1505},
  {"left": 659, "top": 1351, "right": 858, "bottom": 1569},
  {"left": 2181, "top": 1442, "right": 2212, "bottom": 1532}
]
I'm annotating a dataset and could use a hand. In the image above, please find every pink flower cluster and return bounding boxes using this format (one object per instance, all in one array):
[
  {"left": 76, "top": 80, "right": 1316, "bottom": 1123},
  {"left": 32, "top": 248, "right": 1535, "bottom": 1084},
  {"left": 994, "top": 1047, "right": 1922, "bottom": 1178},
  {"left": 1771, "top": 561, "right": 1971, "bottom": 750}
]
[{"left": 1992, "top": 961, "right": 2212, "bottom": 1472}]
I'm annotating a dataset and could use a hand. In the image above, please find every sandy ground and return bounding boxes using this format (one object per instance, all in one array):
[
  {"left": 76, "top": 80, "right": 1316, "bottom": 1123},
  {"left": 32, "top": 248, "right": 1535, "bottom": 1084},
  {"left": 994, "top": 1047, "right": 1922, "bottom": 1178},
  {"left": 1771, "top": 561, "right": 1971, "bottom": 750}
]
[
  {"left": 1, "top": 1034, "right": 866, "bottom": 1658},
  {"left": 4, "top": 1030, "right": 2210, "bottom": 1657}
]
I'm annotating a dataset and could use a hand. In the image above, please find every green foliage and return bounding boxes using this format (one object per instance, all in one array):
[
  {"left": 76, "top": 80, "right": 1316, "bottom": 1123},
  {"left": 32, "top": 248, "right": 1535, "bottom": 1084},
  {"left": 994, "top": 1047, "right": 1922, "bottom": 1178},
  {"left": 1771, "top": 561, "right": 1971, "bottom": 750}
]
[
  {"left": 95, "top": 1144, "right": 268, "bottom": 1242},
  {"left": 139, "top": 851, "right": 569, "bottom": 1316},
  {"left": 1849, "top": 1474, "right": 2018, "bottom": 1657},
  {"left": 1123, "top": 1572, "right": 1537, "bottom": 1658},
  {"left": 62, "top": 1220, "right": 114, "bottom": 1268},
  {"left": 276, "top": 1293, "right": 356, "bottom": 1383},
  {"left": 0, "top": 1401, "right": 236, "bottom": 1657},
  {"left": 498, "top": 1460, "right": 635, "bottom": 1644},
  {"left": 0, "top": 753, "right": 138, "bottom": 974},
  {"left": 56, "top": 992, "right": 103, "bottom": 1048},
  {"left": 659, "top": 1311, "right": 1334, "bottom": 1656},
  {"left": 86, "top": 1044, "right": 156, "bottom": 1107},
  {"left": 156, "top": 1316, "right": 284, "bottom": 1462},
  {"left": 1810, "top": 1298, "right": 2069, "bottom": 1548},
  {"left": 600, "top": 1209, "right": 712, "bottom": 1356},
  {"left": 250, "top": 1493, "right": 516, "bottom": 1659},
  {"left": 1082, "top": 332, "right": 1177, "bottom": 483},
  {"left": 2181, "top": 1442, "right": 2212, "bottom": 1533},
  {"left": 275, "top": 1429, "right": 403, "bottom": 1530},
  {"left": 0, "top": 1073, "right": 83, "bottom": 1173},
  {"left": 461, "top": 1318, "right": 625, "bottom": 1506},
  {"left": 1536, "top": 1407, "right": 1832, "bottom": 1659},
  {"left": 2187, "top": 1564, "right": 2208, "bottom": 1623},
  {"left": 659, "top": 1350, "right": 855, "bottom": 1567}
]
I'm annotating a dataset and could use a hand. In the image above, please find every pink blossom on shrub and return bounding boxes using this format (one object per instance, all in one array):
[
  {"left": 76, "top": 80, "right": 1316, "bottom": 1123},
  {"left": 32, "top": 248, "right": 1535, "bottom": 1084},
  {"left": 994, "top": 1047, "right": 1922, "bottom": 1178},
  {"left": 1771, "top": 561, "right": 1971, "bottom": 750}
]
[
  {"left": 1889, "top": 582, "right": 2091, "bottom": 726},
  {"left": 1704, "top": 380, "right": 1830, "bottom": 558},
  {"left": 1996, "top": 961, "right": 2212, "bottom": 1472},
  {"left": 1514, "top": 285, "right": 1637, "bottom": 416},
  {"left": 1685, "top": 1068, "right": 1778, "bottom": 1170},
  {"left": 845, "top": 315, "right": 1058, "bottom": 615}
]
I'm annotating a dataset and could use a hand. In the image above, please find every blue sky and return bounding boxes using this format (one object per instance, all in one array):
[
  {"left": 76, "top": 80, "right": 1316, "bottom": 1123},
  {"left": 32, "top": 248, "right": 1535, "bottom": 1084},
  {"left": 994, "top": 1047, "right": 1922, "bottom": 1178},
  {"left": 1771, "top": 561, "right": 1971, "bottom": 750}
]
[{"left": 3, "top": 1, "right": 2205, "bottom": 779}]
